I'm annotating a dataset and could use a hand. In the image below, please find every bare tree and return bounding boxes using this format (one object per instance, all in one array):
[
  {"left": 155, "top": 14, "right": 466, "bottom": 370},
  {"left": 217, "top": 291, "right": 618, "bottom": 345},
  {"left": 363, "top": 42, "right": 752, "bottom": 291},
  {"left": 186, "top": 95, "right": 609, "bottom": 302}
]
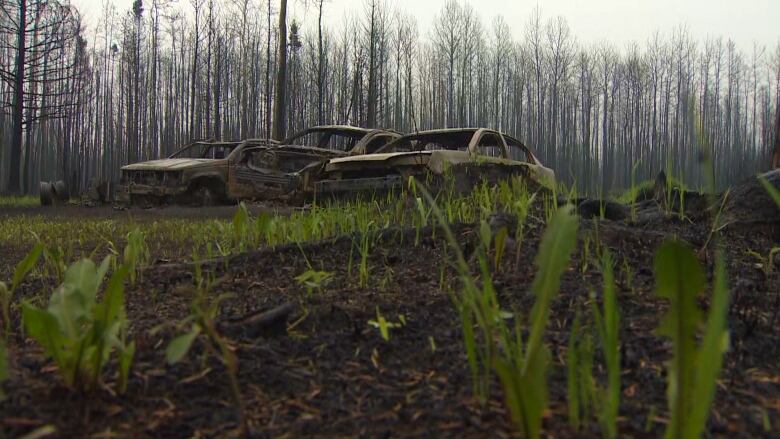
[
  {"left": 0, "top": 0, "right": 86, "bottom": 193},
  {"left": 271, "top": 0, "right": 287, "bottom": 140}
]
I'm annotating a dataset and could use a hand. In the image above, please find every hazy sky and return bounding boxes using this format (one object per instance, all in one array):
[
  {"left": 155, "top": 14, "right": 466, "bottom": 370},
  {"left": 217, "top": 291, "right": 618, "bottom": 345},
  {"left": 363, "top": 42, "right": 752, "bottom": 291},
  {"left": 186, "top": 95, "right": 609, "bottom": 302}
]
[{"left": 71, "top": 0, "right": 778, "bottom": 52}]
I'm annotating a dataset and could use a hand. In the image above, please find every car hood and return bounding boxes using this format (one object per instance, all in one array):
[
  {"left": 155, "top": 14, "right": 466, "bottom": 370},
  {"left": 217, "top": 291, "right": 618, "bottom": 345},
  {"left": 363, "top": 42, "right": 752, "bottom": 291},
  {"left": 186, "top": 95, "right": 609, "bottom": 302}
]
[
  {"left": 329, "top": 151, "right": 433, "bottom": 163},
  {"left": 122, "top": 158, "right": 222, "bottom": 171},
  {"left": 273, "top": 145, "right": 350, "bottom": 157},
  {"left": 326, "top": 150, "right": 471, "bottom": 174}
]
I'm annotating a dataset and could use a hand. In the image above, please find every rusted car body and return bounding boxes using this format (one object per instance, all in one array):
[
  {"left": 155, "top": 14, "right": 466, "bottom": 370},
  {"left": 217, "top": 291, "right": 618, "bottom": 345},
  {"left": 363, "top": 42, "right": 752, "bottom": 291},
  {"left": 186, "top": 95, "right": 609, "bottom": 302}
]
[
  {"left": 229, "top": 126, "right": 400, "bottom": 202},
  {"left": 314, "top": 128, "right": 555, "bottom": 196},
  {"left": 118, "top": 139, "right": 269, "bottom": 205},
  {"left": 118, "top": 126, "right": 399, "bottom": 205}
]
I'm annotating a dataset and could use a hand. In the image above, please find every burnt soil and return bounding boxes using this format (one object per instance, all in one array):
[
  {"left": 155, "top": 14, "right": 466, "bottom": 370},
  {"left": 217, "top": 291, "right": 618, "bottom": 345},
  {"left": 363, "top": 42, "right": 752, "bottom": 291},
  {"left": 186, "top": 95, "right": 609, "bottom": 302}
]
[{"left": 1, "top": 177, "right": 779, "bottom": 438}]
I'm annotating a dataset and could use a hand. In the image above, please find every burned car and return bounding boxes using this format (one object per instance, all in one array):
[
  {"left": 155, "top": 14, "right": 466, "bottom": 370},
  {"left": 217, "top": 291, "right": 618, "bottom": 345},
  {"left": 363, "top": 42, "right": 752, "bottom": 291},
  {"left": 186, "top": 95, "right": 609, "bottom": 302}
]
[
  {"left": 118, "top": 126, "right": 399, "bottom": 206},
  {"left": 229, "top": 125, "right": 400, "bottom": 202},
  {"left": 119, "top": 139, "right": 271, "bottom": 206},
  {"left": 314, "top": 128, "right": 555, "bottom": 196}
]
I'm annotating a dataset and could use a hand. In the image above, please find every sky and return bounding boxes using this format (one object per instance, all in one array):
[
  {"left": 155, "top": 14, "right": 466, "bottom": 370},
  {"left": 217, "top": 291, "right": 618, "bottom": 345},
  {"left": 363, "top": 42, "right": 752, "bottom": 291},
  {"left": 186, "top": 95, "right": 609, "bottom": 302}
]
[{"left": 70, "top": 0, "right": 779, "bottom": 52}]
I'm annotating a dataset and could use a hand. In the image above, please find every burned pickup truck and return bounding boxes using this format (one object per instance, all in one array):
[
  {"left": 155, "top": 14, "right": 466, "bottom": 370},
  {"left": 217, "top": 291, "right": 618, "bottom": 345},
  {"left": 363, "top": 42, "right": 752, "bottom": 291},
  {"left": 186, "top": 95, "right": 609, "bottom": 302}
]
[
  {"left": 314, "top": 128, "right": 555, "bottom": 196},
  {"left": 118, "top": 139, "right": 270, "bottom": 206},
  {"left": 118, "top": 125, "right": 399, "bottom": 206}
]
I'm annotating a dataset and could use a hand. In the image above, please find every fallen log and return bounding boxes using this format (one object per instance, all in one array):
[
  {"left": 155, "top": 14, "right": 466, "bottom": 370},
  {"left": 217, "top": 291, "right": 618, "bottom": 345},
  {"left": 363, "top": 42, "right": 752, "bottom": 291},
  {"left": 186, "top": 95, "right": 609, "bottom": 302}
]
[{"left": 218, "top": 302, "right": 297, "bottom": 338}]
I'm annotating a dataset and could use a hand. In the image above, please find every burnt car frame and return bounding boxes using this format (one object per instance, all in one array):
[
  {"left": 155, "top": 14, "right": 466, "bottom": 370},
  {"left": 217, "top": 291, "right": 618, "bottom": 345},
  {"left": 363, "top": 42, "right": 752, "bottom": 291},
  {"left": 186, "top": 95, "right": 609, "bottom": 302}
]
[
  {"left": 229, "top": 126, "right": 401, "bottom": 202},
  {"left": 314, "top": 128, "right": 555, "bottom": 196},
  {"left": 118, "top": 125, "right": 399, "bottom": 206}
]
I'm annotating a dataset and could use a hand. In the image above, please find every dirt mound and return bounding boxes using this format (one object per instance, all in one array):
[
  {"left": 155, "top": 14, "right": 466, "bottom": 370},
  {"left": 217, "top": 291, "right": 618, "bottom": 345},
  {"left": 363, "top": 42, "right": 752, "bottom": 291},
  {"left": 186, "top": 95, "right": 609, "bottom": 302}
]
[{"left": 724, "top": 169, "right": 780, "bottom": 224}]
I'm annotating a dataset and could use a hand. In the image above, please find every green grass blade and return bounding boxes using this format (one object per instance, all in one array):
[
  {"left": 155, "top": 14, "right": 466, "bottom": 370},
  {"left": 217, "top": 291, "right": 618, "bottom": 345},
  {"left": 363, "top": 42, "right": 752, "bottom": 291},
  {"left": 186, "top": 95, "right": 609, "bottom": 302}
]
[
  {"left": 567, "top": 312, "right": 582, "bottom": 430},
  {"left": 683, "top": 249, "right": 730, "bottom": 438},
  {"left": 166, "top": 326, "right": 201, "bottom": 365},
  {"left": 524, "top": 205, "right": 579, "bottom": 368},
  {"left": 599, "top": 250, "right": 620, "bottom": 439},
  {"left": 0, "top": 339, "right": 7, "bottom": 400},
  {"left": 12, "top": 243, "right": 43, "bottom": 291},
  {"left": 759, "top": 175, "right": 780, "bottom": 207},
  {"left": 654, "top": 239, "right": 705, "bottom": 439}
]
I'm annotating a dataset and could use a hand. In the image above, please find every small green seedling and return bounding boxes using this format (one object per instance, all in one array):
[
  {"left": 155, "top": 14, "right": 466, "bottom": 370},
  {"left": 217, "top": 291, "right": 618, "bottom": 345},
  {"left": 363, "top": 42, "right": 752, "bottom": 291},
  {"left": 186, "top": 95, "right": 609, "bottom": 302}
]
[
  {"left": 1, "top": 242, "right": 44, "bottom": 336},
  {"left": 494, "top": 206, "right": 579, "bottom": 439},
  {"left": 567, "top": 311, "right": 594, "bottom": 432},
  {"left": 0, "top": 340, "right": 8, "bottom": 400},
  {"left": 368, "top": 307, "right": 404, "bottom": 341},
  {"left": 592, "top": 250, "right": 621, "bottom": 438},
  {"left": 124, "top": 228, "right": 149, "bottom": 286},
  {"left": 295, "top": 269, "right": 334, "bottom": 297},
  {"left": 232, "top": 202, "right": 251, "bottom": 252},
  {"left": 759, "top": 176, "right": 780, "bottom": 206},
  {"left": 22, "top": 258, "right": 135, "bottom": 393},
  {"left": 165, "top": 266, "right": 246, "bottom": 436},
  {"left": 747, "top": 248, "right": 780, "bottom": 278}
]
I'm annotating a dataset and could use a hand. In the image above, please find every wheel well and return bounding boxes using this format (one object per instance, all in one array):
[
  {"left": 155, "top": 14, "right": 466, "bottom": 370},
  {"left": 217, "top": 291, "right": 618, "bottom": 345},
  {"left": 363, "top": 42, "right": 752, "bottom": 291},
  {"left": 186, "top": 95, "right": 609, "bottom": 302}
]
[{"left": 188, "top": 176, "right": 226, "bottom": 195}]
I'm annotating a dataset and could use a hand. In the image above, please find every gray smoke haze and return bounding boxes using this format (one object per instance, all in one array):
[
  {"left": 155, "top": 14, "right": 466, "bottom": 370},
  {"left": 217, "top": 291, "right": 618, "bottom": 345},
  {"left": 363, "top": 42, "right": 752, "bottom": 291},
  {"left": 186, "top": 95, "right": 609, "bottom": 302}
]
[{"left": 72, "top": 0, "right": 778, "bottom": 52}]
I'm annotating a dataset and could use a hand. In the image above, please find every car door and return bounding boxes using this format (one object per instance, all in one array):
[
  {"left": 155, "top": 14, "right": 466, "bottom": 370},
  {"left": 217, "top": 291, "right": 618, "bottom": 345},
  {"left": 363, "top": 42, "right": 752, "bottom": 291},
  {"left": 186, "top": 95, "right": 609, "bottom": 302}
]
[
  {"left": 464, "top": 130, "right": 518, "bottom": 186},
  {"left": 502, "top": 135, "right": 555, "bottom": 190},
  {"left": 353, "top": 132, "right": 400, "bottom": 155},
  {"left": 229, "top": 145, "right": 299, "bottom": 200}
]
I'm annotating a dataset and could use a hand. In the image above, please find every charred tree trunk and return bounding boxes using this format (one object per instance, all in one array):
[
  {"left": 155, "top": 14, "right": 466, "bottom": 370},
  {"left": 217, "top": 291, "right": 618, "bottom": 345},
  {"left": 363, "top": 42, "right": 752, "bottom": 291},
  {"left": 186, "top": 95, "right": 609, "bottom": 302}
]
[
  {"left": 8, "top": 0, "right": 27, "bottom": 194},
  {"left": 271, "top": 0, "right": 288, "bottom": 141},
  {"left": 773, "top": 100, "right": 780, "bottom": 169}
]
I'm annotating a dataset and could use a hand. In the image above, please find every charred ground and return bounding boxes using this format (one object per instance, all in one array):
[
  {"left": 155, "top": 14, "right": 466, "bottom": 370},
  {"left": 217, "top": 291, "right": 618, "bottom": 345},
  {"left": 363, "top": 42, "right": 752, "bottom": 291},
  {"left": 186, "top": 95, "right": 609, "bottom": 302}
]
[{"left": 0, "top": 175, "right": 778, "bottom": 438}]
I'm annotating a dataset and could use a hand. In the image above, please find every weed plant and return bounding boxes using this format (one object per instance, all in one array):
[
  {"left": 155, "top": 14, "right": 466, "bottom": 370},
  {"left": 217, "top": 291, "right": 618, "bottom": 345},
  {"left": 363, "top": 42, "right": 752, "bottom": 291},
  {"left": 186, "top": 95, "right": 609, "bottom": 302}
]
[
  {"left": 592, "top": 250, "right": 620, "bottom": 438},
  {"left": 164, "top": 258, "right": 247, "bottom": 436},
  {"left": 22, "top": 257, "right": 135, "bottom": 393},
  {"left": 0, "top": 196, "right": 38, "bottom": 207},
  {"left": 1, "top": 243, "right": 43, "bottom": 336},
  {"left": 417, "top": 176, "right": 577, "bottom": 438},
  {"left": 566, "top": 310, "right": 594, "bottom": 432}
]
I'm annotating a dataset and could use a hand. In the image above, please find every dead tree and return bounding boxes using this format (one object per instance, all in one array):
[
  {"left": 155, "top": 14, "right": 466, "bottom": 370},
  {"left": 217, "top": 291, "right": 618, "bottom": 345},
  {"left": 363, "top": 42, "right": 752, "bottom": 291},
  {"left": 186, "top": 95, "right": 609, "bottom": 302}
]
[
  {"left": 0, "top": 0, "right": 86, "bottom": 194},
  {"left": 773, "top": 100, "right": 780, "bottom": 169},
  {"left": 271, "top": 0, "right": 287, "bottom": 140}
]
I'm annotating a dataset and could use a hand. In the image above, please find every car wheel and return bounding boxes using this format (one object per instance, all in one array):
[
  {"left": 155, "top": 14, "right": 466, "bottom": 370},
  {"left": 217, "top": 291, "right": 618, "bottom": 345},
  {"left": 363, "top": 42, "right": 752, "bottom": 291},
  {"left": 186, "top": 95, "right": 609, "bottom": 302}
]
[{"left": 193, "top": 186, "right": 217, "bottom": 207}]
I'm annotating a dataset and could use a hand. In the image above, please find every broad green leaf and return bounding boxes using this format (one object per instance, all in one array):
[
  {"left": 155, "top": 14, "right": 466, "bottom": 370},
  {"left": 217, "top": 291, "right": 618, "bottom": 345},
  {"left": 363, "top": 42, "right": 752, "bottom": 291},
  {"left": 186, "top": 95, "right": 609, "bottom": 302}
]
[
  {"left": 22, "top": 305, "right": 59, "bottom": 354},
  {"left": 166, "top": 327, "right": 201, "bottom": 364},
  {"left": 12, "top": 243, "right": 43, "bottom": 291},
  {"left": 102, "top": 266, "right": 128, "bottom": 326},
  {"left": 22, "top": 304, "right": 69, "bottom": 384},
  {"left": 654, "top": 239, "right": 705, "bottom": 439},
  {"left": 63, "top": 259, "right": 99, "bottom": 300}
]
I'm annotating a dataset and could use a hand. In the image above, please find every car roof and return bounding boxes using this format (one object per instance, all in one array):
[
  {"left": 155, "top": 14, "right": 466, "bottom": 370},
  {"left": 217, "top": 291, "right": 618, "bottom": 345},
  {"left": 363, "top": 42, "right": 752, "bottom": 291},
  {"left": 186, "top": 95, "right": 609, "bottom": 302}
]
[
  {"left": 297, "top": 125, "right": 372, "bottom": 135},
  {"left": 190, "top": 140, "right": 243, "bottom": 145},
  {"left": 401, "top": 128, "right": 484, "bottom": 137}
]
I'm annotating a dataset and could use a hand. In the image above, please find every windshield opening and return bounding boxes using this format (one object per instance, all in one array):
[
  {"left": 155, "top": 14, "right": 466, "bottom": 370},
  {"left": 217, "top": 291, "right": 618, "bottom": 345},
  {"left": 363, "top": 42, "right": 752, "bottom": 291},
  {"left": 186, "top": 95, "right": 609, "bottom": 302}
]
[
  {"left": 284, "top": 129, "right": 367, "bottom": 152},
  {"left": 378, "top": 131, "right": 476, "bottom": 153},
  {"left": 170, "top": 143, "right": 239, "bottom": 159}
]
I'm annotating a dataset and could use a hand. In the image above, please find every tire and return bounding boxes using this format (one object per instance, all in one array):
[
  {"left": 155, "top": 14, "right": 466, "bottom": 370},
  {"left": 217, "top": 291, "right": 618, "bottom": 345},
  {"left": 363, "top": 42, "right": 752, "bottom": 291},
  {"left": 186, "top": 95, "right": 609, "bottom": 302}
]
[
  {"left": 193, "top": 185, "right": 217, "bottom": 207},
  {"left": 39, "top": 182, "right": 53, "bottom": 206}
]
